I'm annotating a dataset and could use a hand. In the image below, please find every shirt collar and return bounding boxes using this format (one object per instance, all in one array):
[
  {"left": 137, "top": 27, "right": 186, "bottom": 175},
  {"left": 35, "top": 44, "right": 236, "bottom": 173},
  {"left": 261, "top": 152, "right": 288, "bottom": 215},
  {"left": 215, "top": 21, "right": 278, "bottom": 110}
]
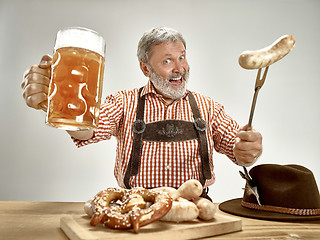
[{"left": 140, "top": 80, "right": 189, "bottom": 101}]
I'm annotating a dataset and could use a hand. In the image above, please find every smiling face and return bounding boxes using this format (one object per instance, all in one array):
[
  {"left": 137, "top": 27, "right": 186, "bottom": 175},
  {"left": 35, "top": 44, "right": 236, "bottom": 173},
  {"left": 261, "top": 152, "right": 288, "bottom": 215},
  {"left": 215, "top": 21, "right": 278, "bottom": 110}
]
[{"left": 140, "top": 40, "right": 190, "bottom": 100}]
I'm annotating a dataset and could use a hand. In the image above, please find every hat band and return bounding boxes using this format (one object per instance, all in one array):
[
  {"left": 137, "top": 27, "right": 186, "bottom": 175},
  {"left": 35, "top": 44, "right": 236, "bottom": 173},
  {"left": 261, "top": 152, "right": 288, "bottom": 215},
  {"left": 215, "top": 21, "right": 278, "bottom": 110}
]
[{"left": 241, "top": 200, "right": 320, "bottom": 216}]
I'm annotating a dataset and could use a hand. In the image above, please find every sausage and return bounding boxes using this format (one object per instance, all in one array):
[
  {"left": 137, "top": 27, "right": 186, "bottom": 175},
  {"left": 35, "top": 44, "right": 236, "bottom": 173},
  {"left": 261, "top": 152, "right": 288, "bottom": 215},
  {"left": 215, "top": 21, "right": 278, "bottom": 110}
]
[
  {"left": 84, "top": 199, "right": 94, "bottom": 217},
  {"left": 160, "top": 197, "right": 199, "bottom": 222},
  {"left": 155, "top": 186, "right": 180, "bottom": 200},
  {"left": 157, "top": 180, "right": 217, "bottom": 222},
  {"left": 193, "top": 197, "right": 216, "bottom": 220},
  {"left": 238, "top": 35, "right": 295, "bottom": 69},
  {"left": 155, "top": 180, "right": 203, "bottom": 201},
  {"left": 177, "top": 179, "right": 203, "bottom": 201}
]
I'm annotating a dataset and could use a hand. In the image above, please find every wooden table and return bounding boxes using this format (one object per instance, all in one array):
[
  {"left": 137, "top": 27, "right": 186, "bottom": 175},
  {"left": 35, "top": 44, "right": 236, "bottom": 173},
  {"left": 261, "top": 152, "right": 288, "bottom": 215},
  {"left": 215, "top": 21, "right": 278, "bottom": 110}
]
[{"left": 0, "top": 201, "right": 319, "bottom": 239}]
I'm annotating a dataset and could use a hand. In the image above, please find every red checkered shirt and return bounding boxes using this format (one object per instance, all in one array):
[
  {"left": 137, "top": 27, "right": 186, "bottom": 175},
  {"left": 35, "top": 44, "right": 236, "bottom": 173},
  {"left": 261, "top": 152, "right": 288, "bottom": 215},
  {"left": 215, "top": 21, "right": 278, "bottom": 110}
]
[{"left": 73, "top": 81, "right": 240, "bottom": 188}]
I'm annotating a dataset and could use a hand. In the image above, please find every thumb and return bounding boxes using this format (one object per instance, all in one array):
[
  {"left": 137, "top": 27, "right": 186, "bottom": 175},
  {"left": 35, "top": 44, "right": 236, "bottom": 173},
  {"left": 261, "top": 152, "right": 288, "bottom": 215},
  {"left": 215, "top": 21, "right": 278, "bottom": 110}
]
[
  {"left": 240, "top": 124, "right": 249, "bottom": 131},
  {"left": 38, "top": 54, "right": 53, "bottom": 69}
]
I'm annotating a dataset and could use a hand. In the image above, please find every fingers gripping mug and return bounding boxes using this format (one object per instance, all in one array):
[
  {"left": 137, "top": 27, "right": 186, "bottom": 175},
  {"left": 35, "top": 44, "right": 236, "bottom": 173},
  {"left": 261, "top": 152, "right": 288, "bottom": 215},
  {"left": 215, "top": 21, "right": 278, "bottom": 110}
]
[{"left": 46, "top": 27, "right": 106, "bottom": 130}]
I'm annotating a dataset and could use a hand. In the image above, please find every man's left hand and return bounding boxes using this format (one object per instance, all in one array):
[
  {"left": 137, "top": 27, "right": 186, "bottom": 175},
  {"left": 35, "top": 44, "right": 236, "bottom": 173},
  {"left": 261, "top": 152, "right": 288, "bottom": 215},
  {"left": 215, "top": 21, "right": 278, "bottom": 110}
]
[{"left": 233, "top": 125, "right": 263, "bottom": 167}]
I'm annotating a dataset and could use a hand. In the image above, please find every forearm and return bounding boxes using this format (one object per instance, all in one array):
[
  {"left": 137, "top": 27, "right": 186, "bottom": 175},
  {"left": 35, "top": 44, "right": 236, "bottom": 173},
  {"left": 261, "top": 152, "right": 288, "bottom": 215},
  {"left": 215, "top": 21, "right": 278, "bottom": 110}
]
[{"left": 67, "top": 129, "right": 94, "bottom": 140}]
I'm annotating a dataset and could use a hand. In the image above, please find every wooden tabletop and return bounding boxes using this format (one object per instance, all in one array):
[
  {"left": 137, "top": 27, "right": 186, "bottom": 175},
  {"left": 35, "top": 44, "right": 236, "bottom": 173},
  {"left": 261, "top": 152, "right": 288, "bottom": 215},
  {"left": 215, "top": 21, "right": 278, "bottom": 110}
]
[{"left": 0, "top": 201, "right": 319, "bottom": 240}]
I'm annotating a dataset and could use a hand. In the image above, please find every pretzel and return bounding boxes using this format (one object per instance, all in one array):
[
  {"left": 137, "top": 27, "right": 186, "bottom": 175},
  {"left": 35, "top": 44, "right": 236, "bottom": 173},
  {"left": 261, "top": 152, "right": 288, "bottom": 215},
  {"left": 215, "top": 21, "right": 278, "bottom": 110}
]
[{"left": 85, "top": 187, "right": 172, "bottom": 233}]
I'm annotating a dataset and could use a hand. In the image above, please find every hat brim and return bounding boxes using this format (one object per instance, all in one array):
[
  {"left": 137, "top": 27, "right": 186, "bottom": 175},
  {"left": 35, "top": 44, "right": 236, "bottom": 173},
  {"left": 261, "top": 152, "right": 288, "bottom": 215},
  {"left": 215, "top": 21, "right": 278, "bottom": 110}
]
[{"left": 219, "top": 198, "right": 320, "bottom": 221}]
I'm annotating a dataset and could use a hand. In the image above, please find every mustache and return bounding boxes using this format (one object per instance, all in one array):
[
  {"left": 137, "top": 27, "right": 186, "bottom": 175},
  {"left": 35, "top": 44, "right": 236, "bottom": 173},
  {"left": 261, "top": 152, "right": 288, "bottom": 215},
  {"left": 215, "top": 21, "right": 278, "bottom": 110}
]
[{"left": 168, "top": 71, "right": 186, "bottom": 79}]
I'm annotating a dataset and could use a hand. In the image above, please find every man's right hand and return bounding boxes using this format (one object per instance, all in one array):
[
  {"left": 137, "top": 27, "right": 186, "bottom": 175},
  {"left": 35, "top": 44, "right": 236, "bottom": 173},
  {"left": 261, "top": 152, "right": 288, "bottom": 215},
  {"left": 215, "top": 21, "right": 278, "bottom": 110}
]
[
  {"left": 21, "top": 54, "right": 95, "bottom": 140},
  {"left": 21, "top": 54, "right": 52, "bottom": 110}
]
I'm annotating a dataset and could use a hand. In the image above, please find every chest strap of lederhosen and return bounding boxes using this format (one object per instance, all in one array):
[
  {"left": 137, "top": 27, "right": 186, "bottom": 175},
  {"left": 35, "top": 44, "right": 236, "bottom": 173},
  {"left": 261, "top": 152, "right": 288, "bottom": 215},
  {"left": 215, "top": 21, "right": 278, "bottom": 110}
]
[{"left": 123, "top": 87, "right": 212, "bottom": 189}]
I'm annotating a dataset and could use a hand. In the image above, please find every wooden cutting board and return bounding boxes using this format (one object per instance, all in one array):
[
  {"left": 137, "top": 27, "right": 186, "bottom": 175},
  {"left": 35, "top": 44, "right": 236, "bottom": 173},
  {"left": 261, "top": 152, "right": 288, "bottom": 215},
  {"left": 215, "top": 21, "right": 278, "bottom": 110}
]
[{"left": 60, "top": 214, "right": 242, "bottom": 240}]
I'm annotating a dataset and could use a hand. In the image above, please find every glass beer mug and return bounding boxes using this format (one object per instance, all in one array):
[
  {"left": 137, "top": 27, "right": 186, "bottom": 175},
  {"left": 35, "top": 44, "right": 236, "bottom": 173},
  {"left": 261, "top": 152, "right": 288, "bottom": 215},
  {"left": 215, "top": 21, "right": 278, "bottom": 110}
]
[{"left": 45, "top": 27, "right": 106, "bottom": 130}]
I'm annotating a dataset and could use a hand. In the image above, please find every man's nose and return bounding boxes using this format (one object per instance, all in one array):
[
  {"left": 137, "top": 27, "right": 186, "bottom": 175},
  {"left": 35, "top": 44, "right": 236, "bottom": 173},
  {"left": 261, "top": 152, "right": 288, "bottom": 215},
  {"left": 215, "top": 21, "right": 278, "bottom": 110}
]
[{"left": 173, "top": 61, "right": 184, "bottom": 73}]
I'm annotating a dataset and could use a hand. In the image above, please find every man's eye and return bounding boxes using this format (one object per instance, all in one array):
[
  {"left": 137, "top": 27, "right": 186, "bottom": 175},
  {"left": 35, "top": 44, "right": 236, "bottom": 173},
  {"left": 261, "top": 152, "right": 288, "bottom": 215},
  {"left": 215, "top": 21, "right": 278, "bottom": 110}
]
[
  {"left": 180, "top": 55, "right": 185, "bottom": 60},
  {"left": 164, "top": 59, "right": 171, "bottom": 64}
]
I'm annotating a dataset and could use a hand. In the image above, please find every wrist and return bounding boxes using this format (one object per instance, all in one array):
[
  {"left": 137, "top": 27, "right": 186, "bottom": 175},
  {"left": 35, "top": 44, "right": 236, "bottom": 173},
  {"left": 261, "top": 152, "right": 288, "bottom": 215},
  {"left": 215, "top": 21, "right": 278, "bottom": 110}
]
[
  {"left": 235, "top": 148, "right": 263, "bottom": 167},
  {"left": 67, "top": 129, "right": 94, "bottom": 140}
]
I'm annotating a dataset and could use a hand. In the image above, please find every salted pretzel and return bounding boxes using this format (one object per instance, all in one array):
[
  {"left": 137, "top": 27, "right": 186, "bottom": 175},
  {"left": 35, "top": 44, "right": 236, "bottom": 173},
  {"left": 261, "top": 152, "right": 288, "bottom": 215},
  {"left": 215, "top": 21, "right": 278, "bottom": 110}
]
[{"left": 85, "top": 187, "right": 172, "bottom": 233}]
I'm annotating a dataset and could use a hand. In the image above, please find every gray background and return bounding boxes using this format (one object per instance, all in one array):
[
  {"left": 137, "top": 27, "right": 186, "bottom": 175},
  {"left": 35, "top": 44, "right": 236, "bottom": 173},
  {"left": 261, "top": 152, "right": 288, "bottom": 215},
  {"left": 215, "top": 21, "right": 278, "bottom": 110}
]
[{"left": 1, "top": 0, "right": 319, "bottom": 203}]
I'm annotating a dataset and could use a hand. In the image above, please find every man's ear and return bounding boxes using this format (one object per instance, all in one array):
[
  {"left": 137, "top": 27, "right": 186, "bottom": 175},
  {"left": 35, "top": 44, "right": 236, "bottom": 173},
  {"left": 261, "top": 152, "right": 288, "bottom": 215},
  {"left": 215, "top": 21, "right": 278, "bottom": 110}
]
[{"left": 140, "top": 61, "right": 151, "bottom": 77}]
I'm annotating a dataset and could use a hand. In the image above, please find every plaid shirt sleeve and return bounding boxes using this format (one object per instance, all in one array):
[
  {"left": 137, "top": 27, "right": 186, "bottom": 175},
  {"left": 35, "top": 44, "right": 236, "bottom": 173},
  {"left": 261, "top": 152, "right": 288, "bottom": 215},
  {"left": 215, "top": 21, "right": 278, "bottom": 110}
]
[
  {"left": 71, "top": 92, "right": 124, "bottom": 147},
  {"left": 211, "top": 101, "right": 240, "bottom": 163}
]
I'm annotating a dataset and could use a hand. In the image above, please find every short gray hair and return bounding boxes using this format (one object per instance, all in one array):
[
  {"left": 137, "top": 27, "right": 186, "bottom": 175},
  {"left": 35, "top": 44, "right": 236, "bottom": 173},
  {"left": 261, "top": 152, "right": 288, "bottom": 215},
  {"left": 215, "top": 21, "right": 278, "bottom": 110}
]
[{"left": 137, "top": 27, "right": 186, "bottom": 64}]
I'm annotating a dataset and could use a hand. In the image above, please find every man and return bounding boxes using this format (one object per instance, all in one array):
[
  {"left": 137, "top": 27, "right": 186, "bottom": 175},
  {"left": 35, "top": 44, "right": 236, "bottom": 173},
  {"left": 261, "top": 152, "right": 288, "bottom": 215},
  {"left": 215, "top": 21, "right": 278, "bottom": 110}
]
[{"left": 21, "top": 27, "right": 262, "bottom": 194}]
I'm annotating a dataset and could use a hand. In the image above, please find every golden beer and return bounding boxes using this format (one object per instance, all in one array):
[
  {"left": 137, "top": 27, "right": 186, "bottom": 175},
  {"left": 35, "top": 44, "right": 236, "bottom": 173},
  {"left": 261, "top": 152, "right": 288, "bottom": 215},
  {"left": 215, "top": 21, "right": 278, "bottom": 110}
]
[{"left": 46, "top": 27, "right": 106, "bottom": 130}]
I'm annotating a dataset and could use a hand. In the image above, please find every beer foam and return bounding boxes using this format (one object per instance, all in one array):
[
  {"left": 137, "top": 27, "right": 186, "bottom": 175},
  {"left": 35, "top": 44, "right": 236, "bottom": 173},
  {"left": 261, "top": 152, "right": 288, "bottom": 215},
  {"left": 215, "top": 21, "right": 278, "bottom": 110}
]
[{"left": 55, "top": 27, "right": 106, "bottom": 57}]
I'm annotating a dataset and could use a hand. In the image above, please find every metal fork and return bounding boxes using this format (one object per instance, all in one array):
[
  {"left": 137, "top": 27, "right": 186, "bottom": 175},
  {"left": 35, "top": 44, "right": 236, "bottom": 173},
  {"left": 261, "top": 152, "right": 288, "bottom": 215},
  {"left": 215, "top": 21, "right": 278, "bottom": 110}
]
[
  {"left": 241, "top": 66, "right": 269, "bottom": 206},
  {"left": 247, "top": 66, "right": 269, "bottom": 130}
]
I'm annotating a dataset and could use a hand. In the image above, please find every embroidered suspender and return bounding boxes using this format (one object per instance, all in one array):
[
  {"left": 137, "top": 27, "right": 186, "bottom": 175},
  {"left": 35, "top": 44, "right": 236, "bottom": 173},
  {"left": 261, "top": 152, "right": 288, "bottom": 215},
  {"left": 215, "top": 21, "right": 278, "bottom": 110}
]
[{"left": 124, "top": 88, "right": 212, "bottom": 188}]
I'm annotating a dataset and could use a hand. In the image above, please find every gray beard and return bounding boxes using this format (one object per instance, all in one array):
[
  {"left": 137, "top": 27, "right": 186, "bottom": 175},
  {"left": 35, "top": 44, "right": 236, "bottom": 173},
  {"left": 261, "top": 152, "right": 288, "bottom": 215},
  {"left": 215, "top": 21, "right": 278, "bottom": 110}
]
[{"left": 149, "top": 67, "right": 189, "bottom": 100}]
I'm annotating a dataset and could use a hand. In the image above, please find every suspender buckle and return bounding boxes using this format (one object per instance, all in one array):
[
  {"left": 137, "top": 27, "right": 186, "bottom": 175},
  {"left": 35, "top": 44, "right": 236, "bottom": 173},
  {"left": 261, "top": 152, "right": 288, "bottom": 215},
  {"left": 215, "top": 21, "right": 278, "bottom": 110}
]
[
  {"left": 194, "top": 118, "right": 206, "bottom": 132},
  {"left": 133, "top": 119, "right": 146, "bottom": 134}
]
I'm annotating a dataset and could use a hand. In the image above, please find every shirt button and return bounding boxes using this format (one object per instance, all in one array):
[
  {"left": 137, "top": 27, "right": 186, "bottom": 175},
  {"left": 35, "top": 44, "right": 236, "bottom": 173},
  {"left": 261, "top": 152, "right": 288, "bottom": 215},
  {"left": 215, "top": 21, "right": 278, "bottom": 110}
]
[{"left": 165, "top": 164, "right": 171, "bottom": 170}]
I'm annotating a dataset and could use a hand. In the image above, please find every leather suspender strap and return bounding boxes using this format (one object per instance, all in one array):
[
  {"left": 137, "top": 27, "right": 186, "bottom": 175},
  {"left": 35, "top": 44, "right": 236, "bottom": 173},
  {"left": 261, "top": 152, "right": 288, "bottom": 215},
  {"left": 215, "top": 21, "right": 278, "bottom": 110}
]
[
  {"left": 124, "top": 87, "right": 145, "bottom": 189},
  {"left": 188, "top": 92, "right": 212, "bottom": 183},
  {"left": 124, "top": 89, "right": 212, "bottom": 188}
]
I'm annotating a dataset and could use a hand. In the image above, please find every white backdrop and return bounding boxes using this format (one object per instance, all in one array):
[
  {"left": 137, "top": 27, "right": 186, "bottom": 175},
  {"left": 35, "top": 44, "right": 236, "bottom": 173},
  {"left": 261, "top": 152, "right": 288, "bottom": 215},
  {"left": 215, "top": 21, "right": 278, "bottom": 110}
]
[{"left": 1, "top": 0, "right": 319, "bottom": 203}]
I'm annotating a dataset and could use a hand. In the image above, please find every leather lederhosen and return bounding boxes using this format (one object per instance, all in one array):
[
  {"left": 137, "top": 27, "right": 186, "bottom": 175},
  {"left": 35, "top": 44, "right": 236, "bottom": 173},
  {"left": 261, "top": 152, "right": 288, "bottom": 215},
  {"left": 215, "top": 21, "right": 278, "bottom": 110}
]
[{"left": 124, "top": 87, "right": 212, "bottom": 199}]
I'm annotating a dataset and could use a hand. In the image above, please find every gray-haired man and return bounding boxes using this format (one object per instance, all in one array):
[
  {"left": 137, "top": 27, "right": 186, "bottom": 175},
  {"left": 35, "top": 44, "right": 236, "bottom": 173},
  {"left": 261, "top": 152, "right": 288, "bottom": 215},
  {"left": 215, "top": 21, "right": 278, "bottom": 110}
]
[{"left": 22, "top": 27, "right": 262, "bottom": 195}]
